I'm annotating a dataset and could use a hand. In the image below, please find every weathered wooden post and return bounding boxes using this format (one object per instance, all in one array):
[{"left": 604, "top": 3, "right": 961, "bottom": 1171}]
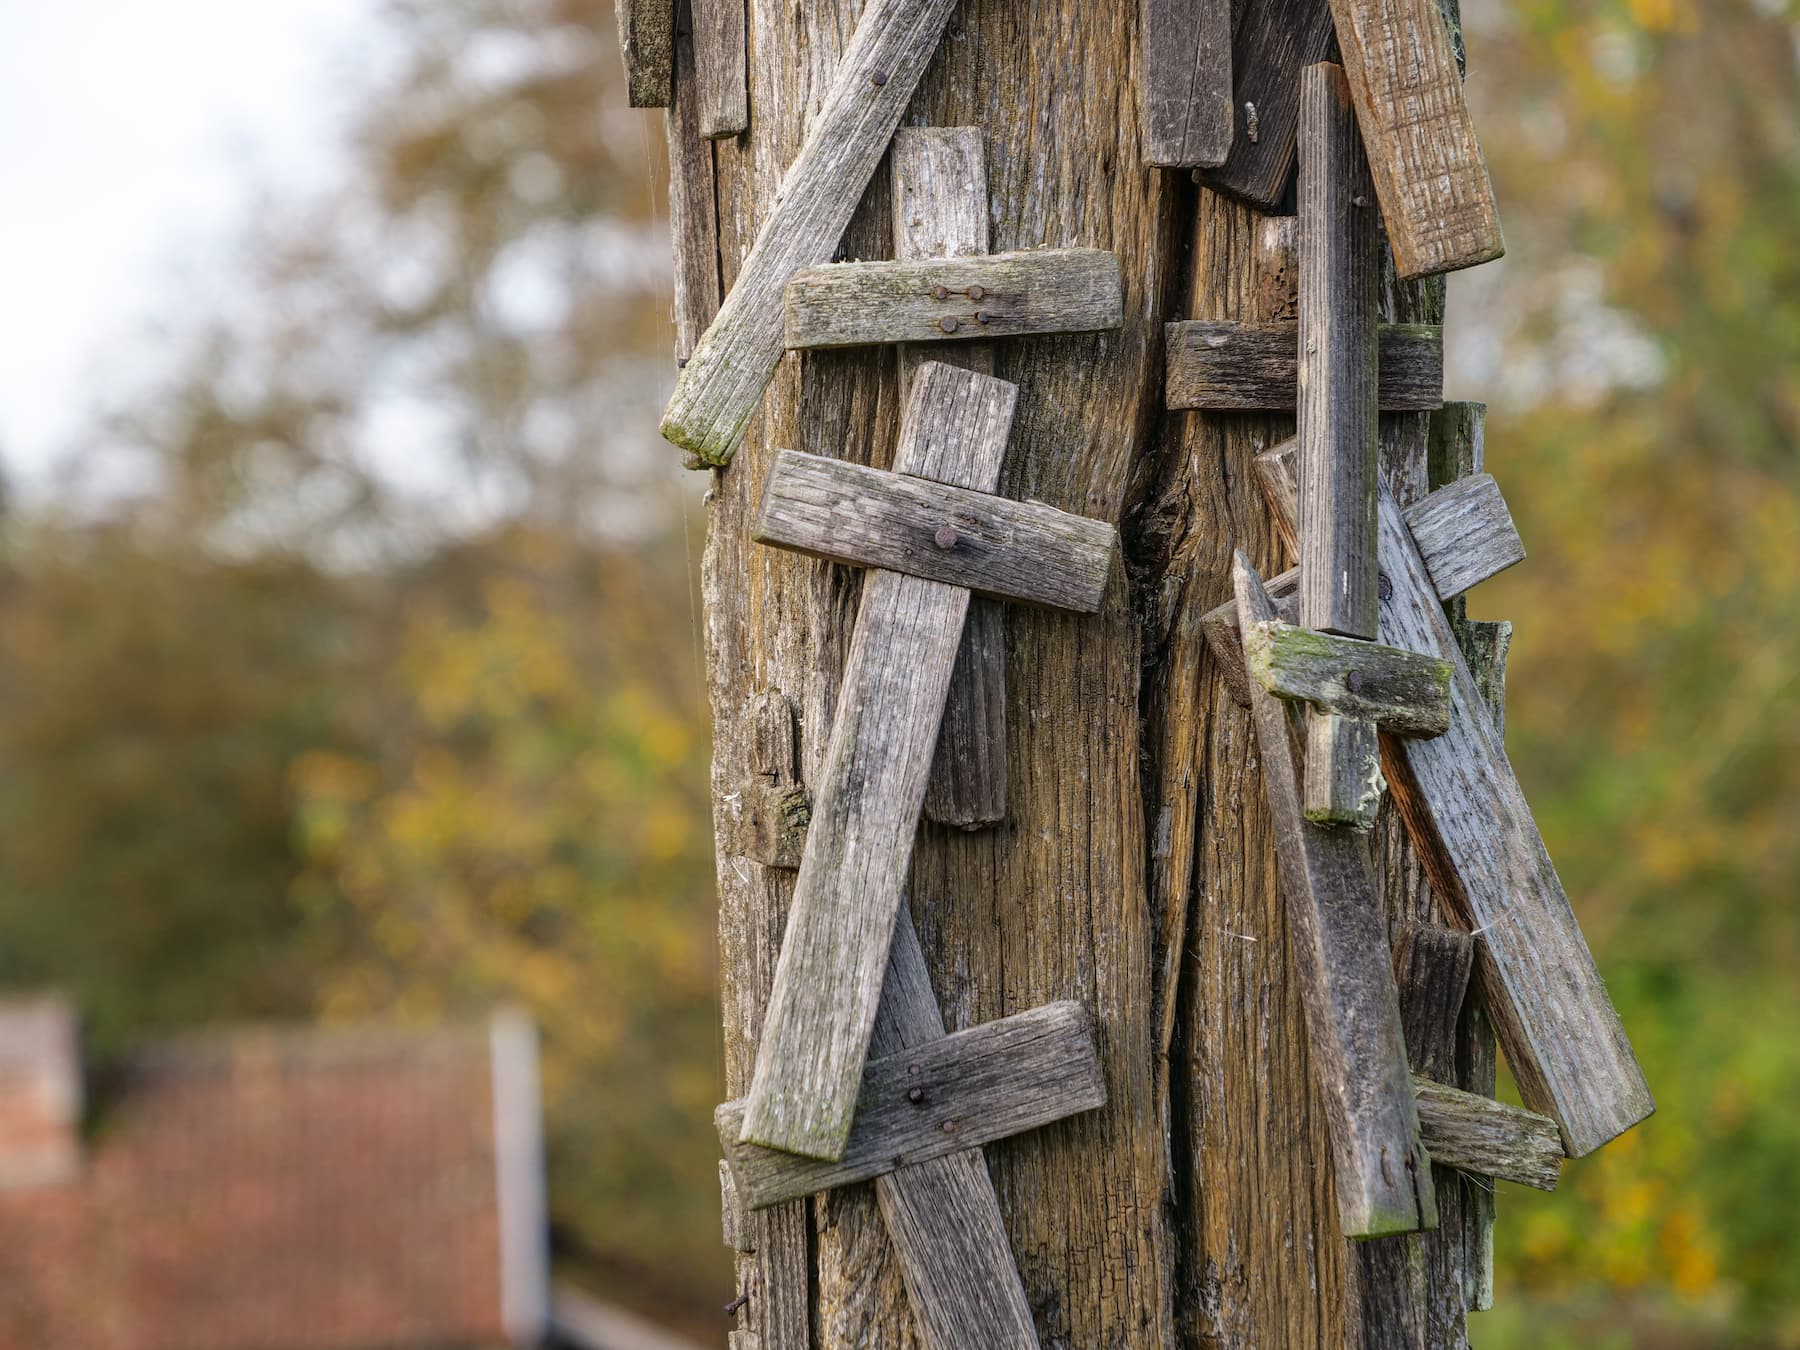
[{"left": 622, "top": 0, "right": 1653, "bottom": 1343}]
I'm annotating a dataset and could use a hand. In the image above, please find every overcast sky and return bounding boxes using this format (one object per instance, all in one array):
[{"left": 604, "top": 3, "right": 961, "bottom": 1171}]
[{"left": 0, "top": 0, "right": 378, "bottom": 494}]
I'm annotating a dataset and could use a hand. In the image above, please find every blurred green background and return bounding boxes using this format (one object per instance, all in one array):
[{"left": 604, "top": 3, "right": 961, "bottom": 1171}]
[{"left": 0, "top": 0, "right": 1794, "bottom": 1343}]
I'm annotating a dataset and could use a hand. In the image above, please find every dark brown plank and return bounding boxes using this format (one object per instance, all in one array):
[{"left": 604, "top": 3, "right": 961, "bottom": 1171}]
[
  {"left": 1194, "top": 0, "right": 1337, "bottom": 208},
  {"left": 1233, "top": 552, "right": 1435, "bottom": 1238},
  {"left": 754, "top": 450, "right": 1116, "bottom": 615},
  {"left": 1165, "top": 320, "right": 1441, "bottom": 410},
  {"left": 1141, "top": 0, "right": 1233, "bottom": 168}
]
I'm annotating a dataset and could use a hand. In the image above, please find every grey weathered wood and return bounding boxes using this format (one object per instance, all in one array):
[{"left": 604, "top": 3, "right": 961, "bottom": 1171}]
[
  {"left": 1245, "top": 621, "right": 1451, "bottom": 738},
  {"left": 1233, "top": 552, "right": 1434, "bottom": 1238},
  {"left": 720, "top": 1160, "right": 753, "bottom": 1252},
  {"left": 665, "top": 0, "right": 720, "bottom": 368},
  {"left": 1412, "top": 1077, "right": 1563, "bottom": 1191},
  {"left": 753, "top": 450, "right": 1116, "bottom": 615},
  {"left": 725, "top": 691, "right": 809, "bottom": 868},
  {"left": 1141, "top": 0, "right": 1233, "bottom": 168},
  {"left": 1298, "top": 62, "right": 1382, "bottom": 826},
  {"left": 1165, "top": 321, "right": 1442, "bottom": 411},
  {"left": 659, "top": 0, "right": 961, "bottom": 464},
  {"left": 890, "top": 128, "right": 1006, "bottom": 830},
  {"left": 719, "top": 997, "right": 1106, "bottom": 1208},
  {"left": 692, "top": 0, "right": 746, "bottom": 137},
  {"left": 1457, "top": 941, "right": 1500, "bottom": 1312},
  {"left": 614, "top": 0, "right": 675, "bottom": 106},
  {"left": 739, "top": 364, "right": 1018, "bottom": 1159},
  {"left": 1326, "top": 0, "right": 1503, "bottom": 278},
  {"left": 1372, "top": 479, "right": 1654, "bottom": 1156},
  {"left": 1392, "top": 922, "right": 1475, "bottom": 1082},
  {"left": 1194, "top": 0, "right": 1337, "bottom": 207},
  {"left": 784, "top": 250, "right": 1124, "bottom": 351},
  {"left": 1201, "top": 464, "right": 1524, "bottom": 707}
]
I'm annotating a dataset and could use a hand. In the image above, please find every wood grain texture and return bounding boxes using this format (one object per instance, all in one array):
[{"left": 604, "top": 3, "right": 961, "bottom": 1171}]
[
  {"left": 1413, "top": 1077, "right": 1564, "bottom": 1191},
  {"left": 704, "top": 6, "right": 1178, "bottom": 1341},
  {"left": 1165, "top": 320, "right": 1442, "bottom": 410},
  {"left": 1393, "top": 922, "right": 1475, "bottom": 1081},
  {"left": 784, "top": 249, "right": 1123, "bottom": 350},
  {"left": 614, "top": 0, "right": 675, "bottom": 106},
  {"left": 665, "top": 0, "right": 721, "bottom": 367},
  {"left": 725, "top": 690, "right": 810, "bottom": 868},
  {"left": 660, "top": 0, "right": 961, "bottom": 465},
  {"left": 1374, "top": 478, "right": 1654, "bottom": 1156},
  {"left": 720, "top": 998, "right": 1106, "bottom": 1208},
  {"left": 754, "top": 450, "right": 1115, "bottom": 614},
  {"left": 1401, "top": 471, "right": 1526, "bottom": 601},
  {"left": 741, "top": 365, "right": 1018, "bottom": 1159},
  {"left": 1141, "top": 0, "right": 1233, "bottom": 168},
  {"left": 1246, "top": 620, "right": 1451, "bottom": 737},
  {"left": 693, "top": 0, "right": 747, "bottom": 137},
  {"left": 1233, "top": 553, "right": 1435, "bottom": 1238},
  {"left": 1194, "top": 0, "right": 1338, "bottom": 207},
  {"left": 721, "top": 1160, "right": 753, "bottom": 1252},
  {"left": 1326, "top": 0, "right": 1503, "bottom": 277}
]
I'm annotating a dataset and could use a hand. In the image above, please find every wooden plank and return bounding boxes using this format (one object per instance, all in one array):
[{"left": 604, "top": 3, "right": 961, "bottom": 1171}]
[
  {"left": 1326, "top": 0, "right": 1503, "bottom": 278},
  {"left": 1413, "top": 1077, "right": 1563, "bottom": 1191},
  {"left": 1201, "top": 464, "right": 1524, "bottom": 707},
  {"left": 1233, "top": 552, "right": 1434, "bottom": 1238},
  {"left": 665, "top": 0, "right": 720, "bottom": 368},
  {"left": 1372, "top": 479, "right": 1654, "bottom": 1156},
  {"left": 1141, "top": 0, "right": 1233, "bottom": 168},
  {"left": 692, "top": 0, "right": 746, "bottom": 138},
  {"left": 784, "top": 250, "right": 1123, "bottom": 351},
  {"left": 754, "top": 451, "right": 1116, "bottom": 615},
  {"left": 1392, "top": 922, "right": 1474, "bottom": 1082},
  {"left": 1193, "top": 0, "right": 1337, "bottom": 208},
  {"left": 1165, "top": 321, "right": 1441, "bottom": 411},
  {"left": 869, "top": 912, "right": 1040, "bottom": 1349},
  {"left": 614, "top": 0, "right": 675, "bottom": 106},
  {"left": 1244, "top": 621, "right": 1451, "bottom": 738},
  {"left": 660, "top": 0, "right": 961, "bottom": 465},
  {"left": 720, "top": 999, "right": 1106, "bottom": 1208},
  {"left": 719, "top": 1160, "right": 752, "bottom": 1252},
  {"left": 738, "top": 365, "right": 1017, "bottom": 1159},
  {"left": 891, "top": 128, "right": 1007, "bottom": 830}
]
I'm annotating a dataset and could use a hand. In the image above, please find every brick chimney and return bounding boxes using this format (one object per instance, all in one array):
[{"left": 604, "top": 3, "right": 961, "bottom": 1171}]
[{"left": 0, "top": 995, "right": 82, "bottom": 1189}]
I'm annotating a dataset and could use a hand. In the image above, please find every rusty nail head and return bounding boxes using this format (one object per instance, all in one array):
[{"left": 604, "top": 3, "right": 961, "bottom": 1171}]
[
  {"left": 938, "top": 315, "right": 958, "bottom": 334},
  {"left": 931, "top": 284, "right": 949, "bottom": 301},
  {"left": 940, "top": 1119, "right": 958, "bottom": 1134},
  {"left": 1377, "top": 571, "right": 1393, "bottom": 600},
  {"left": 907, "top": 1085, "right": 925, "bottom": 1103},
  {"left": 724, "top": 1294, "right": 749, "bottom": 1315},
  {"left": 907, "top": 1063, "right": 922, "bottom": 1076},
  {"left": 975, "top": 310, "right": 991, "bottom": 325},
  {"left": 1346, "top": 670, "right": 1364, "bottom": 694},
  {"left": 1352, "top": 194, "right": 1370, "bottom": 208},
  {"left": 967, "top": 284, "right": 986, "bottom": 301},
  {"left": 871, "top": 71, "right": 888, "bottom": 87},
  {"left": 934, "top": 525, "right": 959, "bottom": 550}
]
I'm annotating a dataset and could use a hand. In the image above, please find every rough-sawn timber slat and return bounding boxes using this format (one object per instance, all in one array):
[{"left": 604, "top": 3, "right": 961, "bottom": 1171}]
[
  {"left": 784, "top": 249, "right": 1123, "bottom": 351},
  {"left": 1412, "top": 1076, "right": 1563, "bottom": 1191},
  {"left": 1140, "top": 0, "right": 1233, "bottom": 168},
  {"left": 1244, "top": 620, "right": 1451, "bottom": 738},
  {"left": 1165, "top": 320, "right": 1443, "bottom": 410}
]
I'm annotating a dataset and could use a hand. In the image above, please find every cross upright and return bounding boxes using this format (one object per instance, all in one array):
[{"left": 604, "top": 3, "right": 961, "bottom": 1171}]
[{"left": 739, "top": 358, "right": 1116, "bottom": 1165}]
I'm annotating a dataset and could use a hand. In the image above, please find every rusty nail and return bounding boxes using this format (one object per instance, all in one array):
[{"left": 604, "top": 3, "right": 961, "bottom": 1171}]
[
  {"left": 975, "top": 310, "right": 991, "bottom": 325},
  {"left": 725, "top": 1294, "right": 749, "bottom": 1316},
  {"left": 1346, "top": 670, "right": 1364, "bottom": 694},
  {"left": 1377, "top": 571, "right": 1393, "bottom": 600},
  {"left": 934, "top": 525, "right": 959, "bottom": 550},
  {"left": 941, "top": 1119, "right": 958, "bottom": 1134},
  {"left": 871, "top": 71, "right": 888, "bottom": 87},
  {"left": 908, "top": 1063, "right": 922, "bottom": 1076},
  {"left": 1352, "top": 194, "right": 1370, "bottom": 209},
  {"left": 907, "top": 1085, "right": 925, "bottom": 1103},
  {"left": 931, "top": 284, "right": 949, "bottom": 301},
  {"left": 676, "top": 356, "right": 689, "bottom": 368},
  {"left": 939, "top": 315, "right": 958, "bottom": 334},
  {"left": 967, "top": 284, "right": 986, "bottom": 301}
]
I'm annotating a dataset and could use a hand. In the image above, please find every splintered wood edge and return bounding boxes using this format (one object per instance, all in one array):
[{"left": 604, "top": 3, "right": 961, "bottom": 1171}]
[
  {"left": 718, "top": 1000, "right": 1106, "bottom": 1209},
  {"left": 1413, "top": 1075, "right": 1564, "bottom": 1191}
]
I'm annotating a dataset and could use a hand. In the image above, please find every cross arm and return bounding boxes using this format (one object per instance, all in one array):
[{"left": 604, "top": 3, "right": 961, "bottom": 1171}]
[
  {"left": 1166, "top": 320, "right": 1443, "bottom": 411},
  {"left": 1412, "top": 1076, "right": 1563, "bottom": 1192},
  {"left": 1245, "top": 619, "right": 1452, "bottom": 738},
  {"left": 754, "top": 450, "right": 1117, "bottom": 613},
  {"left": 784, "top": 249, "right": 1123, "bottom": 350}
]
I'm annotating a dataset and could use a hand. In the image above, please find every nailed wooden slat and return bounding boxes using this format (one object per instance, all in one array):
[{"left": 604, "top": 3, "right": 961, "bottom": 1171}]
[
  {"left": 754, "top": 451, "right": 1116, "bottom": 615},
  {"left": 1372, "top": 480, "right": 1654, "bottom": 1156},
  {"left": 665, "top": 0, "right": 720, "bottom": 369},
  {"left": 692, "top": 0, "right": 746, "bottom": 137},
  {"left": 739, "top": 365, "right": 1018, "bottom": 1159},
  {"left": 719, "top": 1160, "right": 753, "bottom": 1253},
  {"left": 868, "top": 912, "right": 1040, "bottom": 1349},
  {"left": 719, "top": 999, "right": 1106, "bottom": 1208},
  {"left": 890, "top": 128, "right": 1007, "bottom": 831},
  {"left": 1325, "top": 0, "right": 1503, "bottom": 278},
  {"left": 660, "top": 0, "right": 961, "bottom": 465},
  {"left": 1245, "top": 621, "right": 1451, "bottom": 738},
  {"left": 1194, "top": 0, "right": 1337, "bottom": 208},
  {"left": 784, "top": 250, "right": 1123, "bottom": 351},
  {"left": 1400, "top": 472, "right": 1526, "bottom": 602},
  {"left": 1165, "top": 321, "right": 1442, "bottom": 411},
  {"left": 1233, "top": 552, "right": 1434, "bottom": 1238},
  {"left": 1141, "top": 0, "right": 1233, "bottom": 168},
  {"left": 1392, "top": 922, "right": 1475, "bottom": 1082},
  {"left": 1412, "top": 1077, "right": 1563, "bottom": 1191},
  {"left": 614, "top": 0, "right": 675, "bottom": 106}
]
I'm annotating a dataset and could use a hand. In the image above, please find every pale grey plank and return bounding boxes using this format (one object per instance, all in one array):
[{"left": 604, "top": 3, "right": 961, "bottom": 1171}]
[
  {"left": 1165, "top": 321, "right": 1442, "bottom": 411},
  {"left": 660, "top": 0, "right": 961, "bottom": 464},
  {"left": 784, "top": 250, "right": 1123, "bottom": 351},
  {"left": 693, "top": 0, "right": 746, "bottom": 137},
  {"left": 753, "top": 451, "right": 1115, "bottom": 615},
  {"left": 1141, "top": 0, "right": 1233, "bottom": 168}
]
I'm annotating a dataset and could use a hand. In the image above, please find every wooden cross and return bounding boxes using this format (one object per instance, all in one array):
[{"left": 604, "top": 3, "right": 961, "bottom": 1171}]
[
  {"left": 741, "top": 360, "right": 1116, "bottom": 1162},
  {"left": 782, "top": 127, "right": 1125, "bottom": 828},
  {"left": 1219, "top": 439, "right": 1655, "bottom": 1158},
  {"left": 720, "top": 909, "right": 1105, "bottom": 1349}
]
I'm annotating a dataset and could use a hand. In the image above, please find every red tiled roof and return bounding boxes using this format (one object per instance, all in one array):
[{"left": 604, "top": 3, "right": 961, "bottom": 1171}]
[{"left": 0, "top": 1016, "right": 539, "bottom": 1350}]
